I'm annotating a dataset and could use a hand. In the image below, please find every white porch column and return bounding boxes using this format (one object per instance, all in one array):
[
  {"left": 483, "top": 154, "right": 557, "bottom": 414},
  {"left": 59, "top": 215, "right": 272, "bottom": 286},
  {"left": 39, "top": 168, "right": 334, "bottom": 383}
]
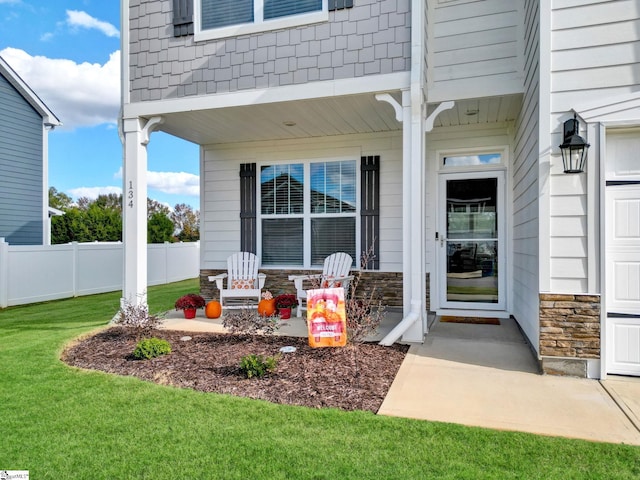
[
  {"left": 402, "top": 84, "right": 428, "bottom": 342},
  {"left": 121, "top": 116, "right": 163, "bottom": 307}
]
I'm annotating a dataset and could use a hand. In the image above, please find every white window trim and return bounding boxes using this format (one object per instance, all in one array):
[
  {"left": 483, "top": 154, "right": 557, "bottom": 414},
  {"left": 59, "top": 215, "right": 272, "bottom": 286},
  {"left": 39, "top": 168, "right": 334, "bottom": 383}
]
[
  {"left": 257, "top": 157, "right": 360, "bottom": 269},
  {"left": 437, "top": 145, "right": 509, "bottom": 174},
  {"left": 194, "top": 0, "right": 328, "bottom": 42}
]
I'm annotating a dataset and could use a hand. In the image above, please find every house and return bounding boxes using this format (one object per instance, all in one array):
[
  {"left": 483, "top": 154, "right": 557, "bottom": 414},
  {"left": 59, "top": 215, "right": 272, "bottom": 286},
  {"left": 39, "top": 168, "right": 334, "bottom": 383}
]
[
  {"left": 0, "top": 55, "right": 61, "bottom": 245},
  {"left": 120, "top": 0, "right": 640, "bottom": 379}
]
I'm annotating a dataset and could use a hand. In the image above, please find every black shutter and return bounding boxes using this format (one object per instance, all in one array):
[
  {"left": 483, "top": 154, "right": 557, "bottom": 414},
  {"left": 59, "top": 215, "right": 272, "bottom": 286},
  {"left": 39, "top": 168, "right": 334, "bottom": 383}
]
[
  {"left": 361, "top": 156, "right": 380, "bottom": 269},
  {"left": 240, "top": 163, "right": 257, "bottom": 254},
  {"left": 329, "top": 0, "right": 354, "bottom": 12},
  {"left": 173, "top": 0, "right": 194, "bottom": 37}
]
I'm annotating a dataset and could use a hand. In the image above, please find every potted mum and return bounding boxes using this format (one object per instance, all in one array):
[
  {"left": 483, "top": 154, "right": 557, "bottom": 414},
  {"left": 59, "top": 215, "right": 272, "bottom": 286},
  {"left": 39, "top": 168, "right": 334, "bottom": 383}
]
[
  {"left": 175, "top": 293, "right": 206, "bottom": 319},
  {"left": 274, "top": 293, "right": 298, "bottom": 320}
]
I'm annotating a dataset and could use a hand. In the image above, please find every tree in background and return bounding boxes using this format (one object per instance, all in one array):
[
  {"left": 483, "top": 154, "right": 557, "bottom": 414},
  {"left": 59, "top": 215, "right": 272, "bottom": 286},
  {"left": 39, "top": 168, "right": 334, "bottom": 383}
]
[
  {"left": 148, "top": 212, "right": 175, "bottom": 243},
  {"left": 50, "top": 188, "right": 199, "bottom": 244},
  {"left": 147, "top": 198, "right": 170, "bottom": 218},
  {"left": 52, "top": 194, "right": 123, "bottom": 244},
  {"left": 49, "top": 187, "right": 73, "bottom": 210},
  {"left": 171, "top": 203, "right": 200, "bottom": 242}
]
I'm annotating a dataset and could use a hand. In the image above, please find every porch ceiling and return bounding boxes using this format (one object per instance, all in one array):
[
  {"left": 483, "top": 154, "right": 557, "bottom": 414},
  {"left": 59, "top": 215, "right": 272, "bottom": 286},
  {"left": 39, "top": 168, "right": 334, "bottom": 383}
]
[{"left": 153, "top": 93, "right": 522, "bottom": 146}]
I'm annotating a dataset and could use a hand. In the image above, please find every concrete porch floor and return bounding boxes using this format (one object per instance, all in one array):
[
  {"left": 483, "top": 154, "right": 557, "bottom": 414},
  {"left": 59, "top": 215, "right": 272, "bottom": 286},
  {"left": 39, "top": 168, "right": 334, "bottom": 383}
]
[{"left": 161, "top": 309, "right": 640, "bottom": 445}]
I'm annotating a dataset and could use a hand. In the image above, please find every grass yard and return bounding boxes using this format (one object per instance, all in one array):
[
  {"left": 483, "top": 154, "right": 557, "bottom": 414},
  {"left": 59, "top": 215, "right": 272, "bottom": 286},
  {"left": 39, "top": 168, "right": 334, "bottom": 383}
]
[{"left": 1, "top": 279, "right": 639, "bottom": 479}]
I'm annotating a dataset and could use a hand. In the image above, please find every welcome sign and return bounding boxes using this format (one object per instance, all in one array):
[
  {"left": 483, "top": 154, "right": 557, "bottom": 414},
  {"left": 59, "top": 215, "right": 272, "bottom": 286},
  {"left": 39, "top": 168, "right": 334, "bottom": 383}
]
[{"left": 307, "top": 287, "right": 347, "bottom": 348}]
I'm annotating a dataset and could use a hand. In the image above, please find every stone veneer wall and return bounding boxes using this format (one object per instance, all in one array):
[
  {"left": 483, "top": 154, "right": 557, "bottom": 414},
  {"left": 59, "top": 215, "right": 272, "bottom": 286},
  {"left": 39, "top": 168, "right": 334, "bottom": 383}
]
[
  {"left": 539, "top": 293, "right": 601, "bottom": 377},
  {"left": 200, "top": 270, "right": 430, "bottom": 311}
]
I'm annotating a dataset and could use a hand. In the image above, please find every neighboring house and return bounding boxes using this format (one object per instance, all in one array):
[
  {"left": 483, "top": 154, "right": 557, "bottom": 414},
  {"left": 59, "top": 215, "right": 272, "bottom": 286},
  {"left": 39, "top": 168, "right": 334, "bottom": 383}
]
[
  {"left": 120, "top": 0, "right": 640, "bottom": 379},
  {"left": 0, "top": 56, "right": 61, "bottom": 245}
]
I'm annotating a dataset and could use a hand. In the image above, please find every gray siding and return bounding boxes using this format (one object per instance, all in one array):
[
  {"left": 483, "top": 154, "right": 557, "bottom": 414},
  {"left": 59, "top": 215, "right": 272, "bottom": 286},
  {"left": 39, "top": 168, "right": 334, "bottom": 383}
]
[
  {"left": 129, "top": 0, "right": 411, "bottom": 102},
  {"left": 0, "top": 73, "right": 44, "bottom": 245},
  {"left": 511, "top": 0, "right": 539, "bottom": 348}
]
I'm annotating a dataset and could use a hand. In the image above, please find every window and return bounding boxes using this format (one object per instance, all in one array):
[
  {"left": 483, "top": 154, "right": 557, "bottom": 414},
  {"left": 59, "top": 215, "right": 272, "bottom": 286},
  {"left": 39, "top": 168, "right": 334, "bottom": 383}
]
[
  {"left": 260, "top": 160, "right": 357, "bottom": 267},
  {"left": 443, "top": 153, "right": 502, "bottom": 168},
  {"left": 196, "top": 0, "right": 327, "bottom": 40}
]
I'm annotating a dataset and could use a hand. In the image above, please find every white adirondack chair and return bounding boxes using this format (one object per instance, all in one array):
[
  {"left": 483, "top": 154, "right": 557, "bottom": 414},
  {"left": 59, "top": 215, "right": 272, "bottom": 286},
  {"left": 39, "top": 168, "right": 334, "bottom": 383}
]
[
  {"left": 208, "top": 252, "right": 266, "bottom": 310},
  {"left": 288, "top": 252, "right": 353, "bottom": 317}
]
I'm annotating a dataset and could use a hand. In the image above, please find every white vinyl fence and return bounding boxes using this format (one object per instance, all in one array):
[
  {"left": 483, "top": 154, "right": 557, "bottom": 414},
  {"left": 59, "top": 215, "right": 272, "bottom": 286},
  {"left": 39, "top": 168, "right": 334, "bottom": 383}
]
[{"left": 0, "top": 238, "right": 199, "bottom": 308}]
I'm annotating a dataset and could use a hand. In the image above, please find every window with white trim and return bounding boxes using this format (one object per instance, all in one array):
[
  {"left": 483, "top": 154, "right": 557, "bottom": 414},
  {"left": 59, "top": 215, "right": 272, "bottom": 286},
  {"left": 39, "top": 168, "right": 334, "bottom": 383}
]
[
  {"left": 259, "top": 160, "right": 357, "bottom": 267},
  {"left": 197, "top": 0, "right": 327, "bottom": 39}
]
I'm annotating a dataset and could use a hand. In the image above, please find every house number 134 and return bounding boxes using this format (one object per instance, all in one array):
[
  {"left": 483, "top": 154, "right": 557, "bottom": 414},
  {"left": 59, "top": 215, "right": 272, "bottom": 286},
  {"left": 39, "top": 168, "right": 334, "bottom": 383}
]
[{"left": 128, "top": 181, "right": 134, "bottom": 208}]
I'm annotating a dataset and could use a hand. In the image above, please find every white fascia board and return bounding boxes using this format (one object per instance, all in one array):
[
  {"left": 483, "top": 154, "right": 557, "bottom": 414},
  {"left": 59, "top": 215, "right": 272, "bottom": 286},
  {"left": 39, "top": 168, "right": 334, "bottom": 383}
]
[
  {"left": 123, "top": 72, "right": 410, "bottom": 118},
  {"left": 0, "top": 56, "right": 61, "bottom": 126}
]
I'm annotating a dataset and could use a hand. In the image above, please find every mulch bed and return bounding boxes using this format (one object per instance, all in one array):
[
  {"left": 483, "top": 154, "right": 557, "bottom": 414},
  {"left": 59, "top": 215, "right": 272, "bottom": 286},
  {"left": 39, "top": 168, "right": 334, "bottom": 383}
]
[{"left": 62, "top": 327, "right": 409, "bottom": 413}]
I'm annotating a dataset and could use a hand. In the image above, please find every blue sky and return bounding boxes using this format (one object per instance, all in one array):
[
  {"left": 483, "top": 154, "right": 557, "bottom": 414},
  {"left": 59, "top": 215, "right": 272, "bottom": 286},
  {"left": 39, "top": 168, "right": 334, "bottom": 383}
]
[{"left": 0, "top": 0, "right": 200, "bottom": 210}]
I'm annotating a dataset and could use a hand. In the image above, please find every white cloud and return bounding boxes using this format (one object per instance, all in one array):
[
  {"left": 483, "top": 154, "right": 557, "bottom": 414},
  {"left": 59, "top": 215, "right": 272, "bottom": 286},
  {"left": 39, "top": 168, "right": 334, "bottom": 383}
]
[
  {"left": 0, "top": 0, "right": 21, "bottom": 4},
  {"left": 0, "top": 47, "right": 120, "bottom": 129},
  {"left": 66, "top": 10, "right": 119, "bottom": 38},
  {"left": 114, "top": 167, "right": 200, "bottom": 197},
  {"left": 148, "top": 171, "right": 200, "bottom": 196},
  {"left": 68, "top": 186, "right": 122, "bottom": 200}
]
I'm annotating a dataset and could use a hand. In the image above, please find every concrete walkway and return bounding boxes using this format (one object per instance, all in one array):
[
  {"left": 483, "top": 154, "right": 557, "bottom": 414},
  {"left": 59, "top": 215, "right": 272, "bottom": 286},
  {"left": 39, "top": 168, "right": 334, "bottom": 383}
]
[
  {"left": 379, "top": 317, "right": 640, "bottom": 445},
  {"left": 162, "top": 310, "right": 640, "bottom": 445}
]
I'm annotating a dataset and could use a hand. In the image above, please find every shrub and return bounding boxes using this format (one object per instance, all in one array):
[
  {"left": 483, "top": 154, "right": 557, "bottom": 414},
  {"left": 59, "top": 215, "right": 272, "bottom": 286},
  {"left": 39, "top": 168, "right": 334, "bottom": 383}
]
[
  {"left": 223, "top": 307, "right": 280, "bottom": 335},
  {"left": 239, "top": 354, "right": 279, "bottom": 378},
  {"left": 133, "top": 337, "right": 172, "bottom": 360},
  {"left": 345, "top": 245, "right": 385, "bottom": 344},
  {"left": 112, "top": 294, "right": 165, "bottom": 337}
]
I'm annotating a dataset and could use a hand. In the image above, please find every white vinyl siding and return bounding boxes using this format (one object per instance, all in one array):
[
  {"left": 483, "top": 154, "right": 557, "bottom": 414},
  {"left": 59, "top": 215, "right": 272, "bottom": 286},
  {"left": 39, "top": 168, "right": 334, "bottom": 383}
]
[
  {"left": 547, "top": 0, "right": 640, "bottom": 293},
  {"left": 428, "top": 0, "right": 524, "bottom": 101}
]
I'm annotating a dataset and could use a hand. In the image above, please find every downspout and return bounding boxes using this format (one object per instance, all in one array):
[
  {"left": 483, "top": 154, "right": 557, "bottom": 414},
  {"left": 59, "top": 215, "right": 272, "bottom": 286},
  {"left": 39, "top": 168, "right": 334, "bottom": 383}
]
[
  {"left": 378, "top": 0, "right": 427, "bottom": 346},
  {"left": 379, "top": 300, "right": 422, "bottom": 346},
  {"left": 378, "top": 100, "right": 454, "bottom": 346}
]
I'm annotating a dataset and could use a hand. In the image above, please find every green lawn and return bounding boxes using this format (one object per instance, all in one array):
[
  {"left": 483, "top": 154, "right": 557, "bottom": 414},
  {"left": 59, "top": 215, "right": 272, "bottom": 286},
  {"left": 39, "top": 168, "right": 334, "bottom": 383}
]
[{"left": 1, "top": 279, "right": 639, "bottom": 479}]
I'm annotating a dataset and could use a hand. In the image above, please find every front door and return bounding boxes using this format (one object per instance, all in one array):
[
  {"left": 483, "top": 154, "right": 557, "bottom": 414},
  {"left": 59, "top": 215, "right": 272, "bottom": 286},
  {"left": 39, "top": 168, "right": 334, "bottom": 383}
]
[{"left": 438, "top": 171, "right": 506, "bottom": 311}]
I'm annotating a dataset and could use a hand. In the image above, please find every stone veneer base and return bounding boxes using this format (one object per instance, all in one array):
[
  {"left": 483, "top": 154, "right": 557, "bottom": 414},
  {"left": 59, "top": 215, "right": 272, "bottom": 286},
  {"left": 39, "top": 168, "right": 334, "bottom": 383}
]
[{"left": 539, "top": 293, "right": 601, "bottom": 378}]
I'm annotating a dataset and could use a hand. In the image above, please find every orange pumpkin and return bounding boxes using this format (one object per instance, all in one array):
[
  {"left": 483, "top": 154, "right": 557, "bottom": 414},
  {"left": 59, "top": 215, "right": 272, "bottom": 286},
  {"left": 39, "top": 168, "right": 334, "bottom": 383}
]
[
  {"left": 205, "top": 300, "right": 222, "bottom": 319},
  {"left": 257, "top": 298, "right": 277, "bottom": 317}
]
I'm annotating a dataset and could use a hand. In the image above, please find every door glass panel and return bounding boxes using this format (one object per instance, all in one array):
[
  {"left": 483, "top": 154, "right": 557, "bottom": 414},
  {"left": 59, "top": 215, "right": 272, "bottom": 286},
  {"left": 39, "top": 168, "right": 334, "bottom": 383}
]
[{"left": 446, "top": 178, "right": 499, "bottom": 303}]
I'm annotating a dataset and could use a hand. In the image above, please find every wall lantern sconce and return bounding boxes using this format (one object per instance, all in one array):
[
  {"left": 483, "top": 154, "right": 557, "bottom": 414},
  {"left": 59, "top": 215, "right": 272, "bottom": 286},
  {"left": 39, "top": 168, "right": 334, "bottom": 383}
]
[{"left": 559, "top": 114, "right": 590, "bottom": 173}]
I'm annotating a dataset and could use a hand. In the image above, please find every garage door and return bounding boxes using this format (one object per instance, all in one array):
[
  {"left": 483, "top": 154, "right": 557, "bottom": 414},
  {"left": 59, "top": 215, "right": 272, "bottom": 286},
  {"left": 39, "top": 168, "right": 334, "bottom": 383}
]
[{"left": 606, "top": 131, "right": 640, "bottom": 376}]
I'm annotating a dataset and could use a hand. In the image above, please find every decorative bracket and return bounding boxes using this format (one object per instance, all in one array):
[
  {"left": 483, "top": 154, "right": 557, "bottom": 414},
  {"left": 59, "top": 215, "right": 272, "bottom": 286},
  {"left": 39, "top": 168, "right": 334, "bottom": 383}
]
[
  {"left": 375, "top": 93, "right": 403, "bottom": 122},
  {"left": 141, "top": 116, "right": 164, "bottom": 145},
  {"left": 425, "top": 101, "right": 455, "bottom": 132}
]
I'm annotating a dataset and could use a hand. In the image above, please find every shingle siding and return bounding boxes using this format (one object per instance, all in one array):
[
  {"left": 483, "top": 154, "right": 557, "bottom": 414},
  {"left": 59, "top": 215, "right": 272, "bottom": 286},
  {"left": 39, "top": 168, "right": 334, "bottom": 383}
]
[
  {"left": 0, "top": 73, "right": 44, "bottom": 245},
  {"left": 129, "top": 0, "right": 411, "bottom": 102}
]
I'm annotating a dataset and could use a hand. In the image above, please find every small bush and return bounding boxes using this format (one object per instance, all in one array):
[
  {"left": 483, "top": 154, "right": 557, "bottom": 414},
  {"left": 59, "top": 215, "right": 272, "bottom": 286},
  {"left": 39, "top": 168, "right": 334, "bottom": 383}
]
[
  {"left": 239, "top": 354, "right": 279, "bottom": 378},
  {"left": 112, "top": 294, "right": 165, "bottom": 337},
  {"left": 133, "top": 338, "right": 172, "bottom": 360},
  {"left": 223, "top": 307, "right": 280, "bottom": 335}
]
